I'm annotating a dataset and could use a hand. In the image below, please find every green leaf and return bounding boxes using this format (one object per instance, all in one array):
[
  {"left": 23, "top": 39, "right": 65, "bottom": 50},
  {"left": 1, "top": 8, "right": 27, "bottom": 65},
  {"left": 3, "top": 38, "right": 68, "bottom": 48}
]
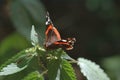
[
  {"left": 21, "top": 0, "right": 46, "bottom": 45},
  {"left": 61, "top": 52, "right": 74, "bottom": 61},
  {"left": 0, "top": 76, "right": 4, "bottom": 80},
  {"left": 60, "top": 59, "right": 77, "bottom": 80},
  {"left": 46, "top": 49, "right": 64, "bottom": 80},
  {"left": 21, "top": 0, "right": 45, "bottom": 24},
  {"left": 47, "top": 49, "right": 76, "bottom": 80},
  {"left": 10, "top": 0, "right": 32, "bottom": 40},
  {"left": 86, "top": 0, "right": 100, "bottom": 11},
  {"left": 31, "top": 25, "right": 39, "bottom": 46},
  {"left": 77, "top": 58, "right": 110, "bottom": 80},
  {"left": 10, "top": 0, "right": 46, "bottom": 45},
  {"left": 0, "top": 48, "right": 36, "bottom": 76},
  {"left": 47, "top": 58, "right": 61, "bottom": 80},
  {"left": 22, "top": 71, "right": 44, "bottom": 80},
  {"left": 0, "top": 63, "right": 27, "bottom": 76},
  {"left": 0, "top": 32, "right": 30, "bottom": 56},
  {"left": 55, "top": 69, "right": 60, "bottom": 80},
  {"left": 102, "top": 55, "right": 120, "bottom": 80},
  {"left": 15, "top": 52, "right": 35, "bottom": 68}
]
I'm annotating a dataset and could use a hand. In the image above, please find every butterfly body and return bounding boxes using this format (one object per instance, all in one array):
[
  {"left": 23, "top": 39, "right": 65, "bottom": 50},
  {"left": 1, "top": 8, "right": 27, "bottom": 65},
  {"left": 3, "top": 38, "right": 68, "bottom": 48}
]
[{"left": 44, "top": 12, "right": 76, "bottom": 50}]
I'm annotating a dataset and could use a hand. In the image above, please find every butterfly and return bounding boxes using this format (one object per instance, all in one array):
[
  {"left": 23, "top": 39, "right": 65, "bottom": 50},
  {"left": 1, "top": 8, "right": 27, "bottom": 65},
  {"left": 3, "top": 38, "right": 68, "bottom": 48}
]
[{"left": 44, "top": 12, "right": 76, "bottom": 50}]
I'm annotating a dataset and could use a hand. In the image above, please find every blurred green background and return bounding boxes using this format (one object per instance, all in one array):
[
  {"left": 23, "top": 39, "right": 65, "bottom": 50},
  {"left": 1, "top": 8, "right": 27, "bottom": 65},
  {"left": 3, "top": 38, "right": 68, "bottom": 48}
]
[{"left": 0, "top": 0, "right": 120, "bottom": 80}]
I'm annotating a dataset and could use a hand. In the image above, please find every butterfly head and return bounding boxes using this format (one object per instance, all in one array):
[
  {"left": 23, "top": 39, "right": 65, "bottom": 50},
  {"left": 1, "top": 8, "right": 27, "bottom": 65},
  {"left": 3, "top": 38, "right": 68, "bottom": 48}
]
[{"left": 46, "top": 12, "right": 52, "bottom": 26}]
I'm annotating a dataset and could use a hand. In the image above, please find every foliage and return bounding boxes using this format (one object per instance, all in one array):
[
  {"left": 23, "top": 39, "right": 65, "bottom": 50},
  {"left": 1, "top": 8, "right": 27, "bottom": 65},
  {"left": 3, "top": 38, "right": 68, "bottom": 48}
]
[
  {"left": 86, "top": 1, "right": 120, "bottom": 79},
  {"left": 101, "top": 55, "right": 120, "bottom": 80},
  {"left": 0, "top": 26, "right": 110, "bottom": 80},
  {"left": 9, "top": 0, "right": 46, "bottom": 45},
  {"left": 22, "top": 71, "right": 44, "bottom": 80},
  {"left": 0, "top": 33, "right": 30, "bottom": 65},
  {"left": 77, "top": 58, "right": 109, "bottom": 80},
  {"left": 0, "top": 0, "right": 113, "bottom": 80}
]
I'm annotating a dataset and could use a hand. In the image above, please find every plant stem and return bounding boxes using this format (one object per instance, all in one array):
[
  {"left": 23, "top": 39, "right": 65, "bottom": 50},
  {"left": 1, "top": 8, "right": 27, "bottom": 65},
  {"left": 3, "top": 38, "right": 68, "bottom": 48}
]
[
  {"left": 69, "top": 59, "right": 78, "bottom": 64},
  {"left": 41, "top": 70, "right": 48, "bottom": 76}
]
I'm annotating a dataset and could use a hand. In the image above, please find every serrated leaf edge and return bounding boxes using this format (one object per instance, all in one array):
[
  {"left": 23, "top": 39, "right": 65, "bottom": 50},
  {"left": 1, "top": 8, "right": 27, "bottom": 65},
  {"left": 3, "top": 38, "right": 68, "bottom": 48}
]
[{"left": 77, "top": 58, "right": 110, "bottom": 80}]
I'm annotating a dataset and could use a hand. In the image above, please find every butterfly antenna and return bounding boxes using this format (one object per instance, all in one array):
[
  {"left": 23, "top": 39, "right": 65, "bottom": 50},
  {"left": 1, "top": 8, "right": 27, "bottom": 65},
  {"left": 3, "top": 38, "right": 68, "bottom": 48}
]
[{"left": 46, "top": 11, "right": 53, "bottom": 25}]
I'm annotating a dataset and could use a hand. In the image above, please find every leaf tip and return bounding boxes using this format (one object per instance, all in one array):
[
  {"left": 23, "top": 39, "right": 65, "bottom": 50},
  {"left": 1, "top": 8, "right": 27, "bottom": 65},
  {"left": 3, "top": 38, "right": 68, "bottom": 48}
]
[{"left": 31, "top": 25, "right": 39, "bottom": 46}]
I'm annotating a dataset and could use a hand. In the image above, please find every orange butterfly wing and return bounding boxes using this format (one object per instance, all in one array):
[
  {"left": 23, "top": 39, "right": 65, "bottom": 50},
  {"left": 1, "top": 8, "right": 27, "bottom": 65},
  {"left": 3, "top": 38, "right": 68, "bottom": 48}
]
[
  {"left": 44, "top": 12, "right": 76, "bottom": 50},
  {"left": 45, "top": 13, "right": 61, "bottom": 47}
]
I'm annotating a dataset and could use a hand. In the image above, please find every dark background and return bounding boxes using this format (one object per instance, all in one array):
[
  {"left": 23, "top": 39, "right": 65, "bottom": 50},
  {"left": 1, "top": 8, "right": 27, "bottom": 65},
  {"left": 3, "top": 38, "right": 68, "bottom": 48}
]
[{"left": 0, "top": 0, "right": 120, "bottom": 80}]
